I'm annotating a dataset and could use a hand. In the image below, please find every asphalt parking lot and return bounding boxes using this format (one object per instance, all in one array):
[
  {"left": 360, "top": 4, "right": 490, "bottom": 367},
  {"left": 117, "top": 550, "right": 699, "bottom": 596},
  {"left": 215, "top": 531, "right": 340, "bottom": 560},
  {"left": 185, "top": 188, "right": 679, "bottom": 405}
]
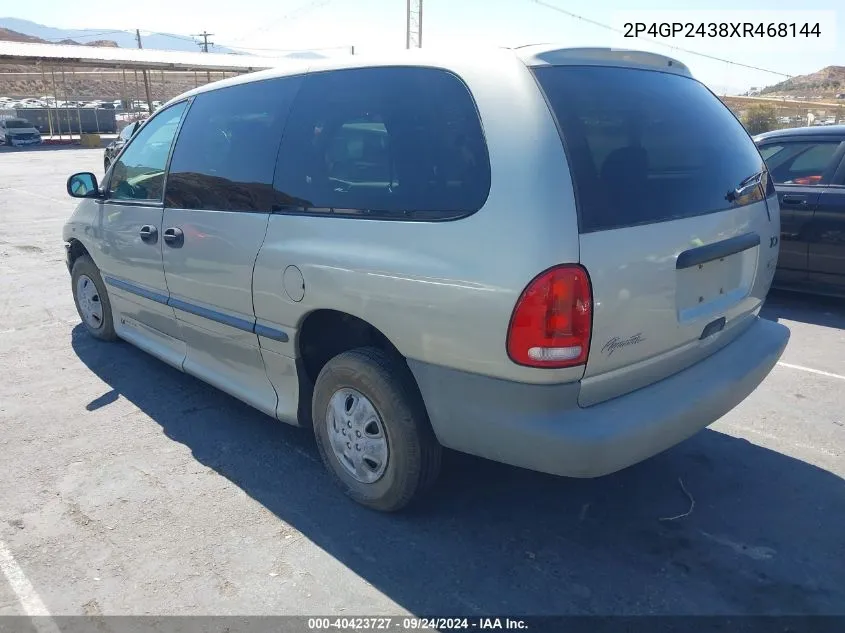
[{"left": 0, "top": 146, "right": 844, "bottom": 618}]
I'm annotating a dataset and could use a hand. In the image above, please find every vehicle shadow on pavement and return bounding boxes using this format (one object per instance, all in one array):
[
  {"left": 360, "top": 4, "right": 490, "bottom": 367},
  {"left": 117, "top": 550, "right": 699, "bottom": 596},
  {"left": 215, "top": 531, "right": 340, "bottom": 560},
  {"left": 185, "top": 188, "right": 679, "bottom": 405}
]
[
  {"left": 762, "top": 289, "right": 845, "bottom": 329},
  {"left": 71, "top": 325, "right": 845, "bottom": 616}
]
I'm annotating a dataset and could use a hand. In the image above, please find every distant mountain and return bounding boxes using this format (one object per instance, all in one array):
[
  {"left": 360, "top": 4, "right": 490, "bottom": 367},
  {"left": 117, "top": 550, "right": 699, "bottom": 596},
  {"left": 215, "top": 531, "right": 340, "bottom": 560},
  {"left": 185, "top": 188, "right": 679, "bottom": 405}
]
[
  {"left": 756, "top": 66, "right": 845, "bottom": 99},
  {"left": 0, "top": 17, "right": 237, "bottom": 54},
  {"left": 0, "top": 27, "right": 41, "bottom": 43},
  {"left": 0, "top": 26, "right": 118, "bottom": 47}
]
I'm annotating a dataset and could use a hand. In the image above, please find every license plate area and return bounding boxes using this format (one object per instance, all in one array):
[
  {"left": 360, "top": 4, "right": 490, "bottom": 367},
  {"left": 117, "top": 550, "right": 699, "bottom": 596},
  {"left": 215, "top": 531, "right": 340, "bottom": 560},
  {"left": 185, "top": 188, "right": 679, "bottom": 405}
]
[{"left": 675, "top": 248, "right": 757, "bottom": 323}]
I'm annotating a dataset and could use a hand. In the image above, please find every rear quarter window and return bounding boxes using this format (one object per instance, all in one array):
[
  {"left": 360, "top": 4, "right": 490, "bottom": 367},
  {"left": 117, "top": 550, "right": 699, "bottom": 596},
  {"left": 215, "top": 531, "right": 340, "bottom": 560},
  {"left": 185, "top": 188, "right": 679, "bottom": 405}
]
[
  {"left": 273, "top": 66, "right": 491, "bottom": 220},
  {"left": 533, "top": 65, "right": 766, "bottom": 233}
]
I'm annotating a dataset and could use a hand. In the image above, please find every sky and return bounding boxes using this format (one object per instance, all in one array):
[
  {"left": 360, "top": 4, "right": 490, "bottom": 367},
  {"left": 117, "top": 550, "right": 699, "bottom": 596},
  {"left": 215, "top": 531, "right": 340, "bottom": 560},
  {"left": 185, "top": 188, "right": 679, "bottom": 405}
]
[{"left": 4, "top": 0, "right": 844, "bottom": 94}]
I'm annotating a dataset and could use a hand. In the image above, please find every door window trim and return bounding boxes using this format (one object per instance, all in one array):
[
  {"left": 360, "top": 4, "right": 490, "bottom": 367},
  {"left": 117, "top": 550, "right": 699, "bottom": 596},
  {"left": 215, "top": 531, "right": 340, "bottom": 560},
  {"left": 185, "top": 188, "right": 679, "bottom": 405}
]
[{"left": 103, "top": 97, "right": 194, "bottom": 207}]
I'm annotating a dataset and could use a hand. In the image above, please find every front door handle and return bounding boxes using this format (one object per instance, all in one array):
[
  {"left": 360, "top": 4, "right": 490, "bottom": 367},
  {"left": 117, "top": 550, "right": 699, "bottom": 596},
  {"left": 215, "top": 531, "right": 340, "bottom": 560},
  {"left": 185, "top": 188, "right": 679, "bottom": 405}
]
[
  {"left": 163, "top": 227, "right": 184, "bottom": 247},
  {"left": 139, "top": 225, "right": 158, "bottom": 243},
  {"left": 781, "top": 195, "right": 808, "bottom": 206}
]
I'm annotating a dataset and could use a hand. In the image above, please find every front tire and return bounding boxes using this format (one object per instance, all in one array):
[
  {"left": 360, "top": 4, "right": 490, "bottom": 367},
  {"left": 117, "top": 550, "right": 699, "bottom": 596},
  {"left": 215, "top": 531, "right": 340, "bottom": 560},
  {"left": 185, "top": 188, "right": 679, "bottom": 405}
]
[
  {"left": 312, "top": 347, "right": 442, "bottom": 512},
  {"left": 71, "top": 255, "right": 117, "bottom": 341}
]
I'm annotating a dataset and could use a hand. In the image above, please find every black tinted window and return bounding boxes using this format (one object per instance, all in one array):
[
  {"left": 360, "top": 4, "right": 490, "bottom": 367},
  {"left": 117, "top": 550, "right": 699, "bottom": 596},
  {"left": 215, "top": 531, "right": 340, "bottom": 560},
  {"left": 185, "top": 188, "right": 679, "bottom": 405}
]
[
  {"left": 533, "top": 66, "right": 765, "bottom": 232},
  {"left": 274, "top": 67, "right": 490, "bottom": 219},
  {"left": 758, "top": 141, "right": 841, "bottom": 185},
  {"left": 165, "top": 76, "right": 303, "bottom": 212}
]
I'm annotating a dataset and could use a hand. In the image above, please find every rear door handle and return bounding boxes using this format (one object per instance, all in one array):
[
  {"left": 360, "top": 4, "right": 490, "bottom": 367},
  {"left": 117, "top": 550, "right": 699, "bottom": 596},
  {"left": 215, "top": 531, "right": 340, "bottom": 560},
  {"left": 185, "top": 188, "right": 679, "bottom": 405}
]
[
  {"left": 163, "top": 227, "right": 184, "bottom": 247},
  {"left": 781, "top": 195, "right": 807, "bottom": 206},
  {"left": 139, "top": 225, "right": 158, "bottom": 243}
]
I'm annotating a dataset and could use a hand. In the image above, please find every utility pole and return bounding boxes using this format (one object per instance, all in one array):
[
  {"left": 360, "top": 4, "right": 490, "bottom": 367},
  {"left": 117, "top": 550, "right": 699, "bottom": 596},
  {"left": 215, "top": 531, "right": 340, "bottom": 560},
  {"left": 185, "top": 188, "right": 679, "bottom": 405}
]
[
  {"left": 135, "top": 29, "right": 154, "bottom": 115},
  {"left": 406, "top": 0, "right": 422, "bottom": 48},
  {"left": 194, "top": 31, "right": 214, "bottom": 53},
  {"left": 193, "top": 31, "right": 214, "bottom": 84}
]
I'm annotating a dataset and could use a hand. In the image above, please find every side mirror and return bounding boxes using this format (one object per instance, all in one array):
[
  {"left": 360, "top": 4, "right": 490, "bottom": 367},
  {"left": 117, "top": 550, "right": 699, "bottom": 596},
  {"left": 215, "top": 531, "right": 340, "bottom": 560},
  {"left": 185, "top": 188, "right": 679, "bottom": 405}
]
[{"left": 67, "top": 172, "right": 101, "bottom": 199}]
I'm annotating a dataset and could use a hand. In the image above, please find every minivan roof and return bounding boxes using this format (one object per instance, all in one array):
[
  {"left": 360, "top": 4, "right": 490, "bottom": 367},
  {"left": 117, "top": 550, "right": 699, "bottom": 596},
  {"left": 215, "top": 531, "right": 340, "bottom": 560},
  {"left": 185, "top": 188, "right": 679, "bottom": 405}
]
[{"left": 165, "top": 45, "right": 694, "bottom": 107}]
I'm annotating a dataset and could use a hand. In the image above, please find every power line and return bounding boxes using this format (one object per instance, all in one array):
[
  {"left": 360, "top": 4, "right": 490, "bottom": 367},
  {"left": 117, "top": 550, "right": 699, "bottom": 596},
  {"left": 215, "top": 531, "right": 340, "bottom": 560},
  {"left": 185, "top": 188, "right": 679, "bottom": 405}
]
[
  {"left": 44, "top": 30, "right": 126, "bottom": 42},
  {"left": 530, "top": 0, "right": 793, "bottom": 78},
  {"left": 230, "top": 0, "right": 334, "bottom": 43},
  {"left": 149, "top": 32, "right": 199, "bottom": 43}
]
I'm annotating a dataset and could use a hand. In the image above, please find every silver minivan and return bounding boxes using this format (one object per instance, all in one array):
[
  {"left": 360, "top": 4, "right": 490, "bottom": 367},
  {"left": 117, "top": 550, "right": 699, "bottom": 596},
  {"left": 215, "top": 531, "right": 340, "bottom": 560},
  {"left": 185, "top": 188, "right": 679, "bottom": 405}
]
[{"left": 63, "top": 46, "right": 790, "bottom": 511}]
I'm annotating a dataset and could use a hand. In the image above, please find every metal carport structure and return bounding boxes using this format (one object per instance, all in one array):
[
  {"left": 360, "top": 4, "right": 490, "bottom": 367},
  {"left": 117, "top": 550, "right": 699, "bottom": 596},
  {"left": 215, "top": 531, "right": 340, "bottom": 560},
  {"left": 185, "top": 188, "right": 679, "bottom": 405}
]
[{"left": 0, "top": 40, "right": 306, "bottom": 139}]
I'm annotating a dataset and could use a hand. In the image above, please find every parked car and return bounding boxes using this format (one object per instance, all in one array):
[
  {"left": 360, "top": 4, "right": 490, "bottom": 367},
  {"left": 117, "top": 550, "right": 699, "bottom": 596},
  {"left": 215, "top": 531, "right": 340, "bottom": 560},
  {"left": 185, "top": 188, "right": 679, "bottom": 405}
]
[
  {"left": 754, "top": 125, "right": 845, "bottom": 297},
  {"left": 103, "top": 120, "right": 142, "bottom": 172},
  {"left": 0, "top": 117, "right": 42, "bottom": 147},
  {"left": 62, "top": 46, "right": 789, "bottom": 511}
]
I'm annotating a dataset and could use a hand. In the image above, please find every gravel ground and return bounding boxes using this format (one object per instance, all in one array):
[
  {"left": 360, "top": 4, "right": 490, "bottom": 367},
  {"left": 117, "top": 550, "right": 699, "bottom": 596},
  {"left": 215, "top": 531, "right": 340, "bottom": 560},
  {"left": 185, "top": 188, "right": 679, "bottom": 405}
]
[{"left": 0, "top": 147, "right": 843, "bottom": 619}]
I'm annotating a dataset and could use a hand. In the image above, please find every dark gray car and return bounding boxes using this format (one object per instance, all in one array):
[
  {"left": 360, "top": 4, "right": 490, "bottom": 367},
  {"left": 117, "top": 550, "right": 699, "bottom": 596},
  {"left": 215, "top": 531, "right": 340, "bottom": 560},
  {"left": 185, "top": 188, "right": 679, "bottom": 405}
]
[{"left": 754, "top": 125, "right": 845, "bottom": 297}]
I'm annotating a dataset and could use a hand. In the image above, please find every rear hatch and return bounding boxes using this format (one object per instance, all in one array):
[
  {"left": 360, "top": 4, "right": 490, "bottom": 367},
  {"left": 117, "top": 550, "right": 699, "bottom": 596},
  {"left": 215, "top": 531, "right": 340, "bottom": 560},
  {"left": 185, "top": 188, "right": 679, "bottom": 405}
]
[{"left": 532, "top": 61, "right": 779, "bottom": 406}]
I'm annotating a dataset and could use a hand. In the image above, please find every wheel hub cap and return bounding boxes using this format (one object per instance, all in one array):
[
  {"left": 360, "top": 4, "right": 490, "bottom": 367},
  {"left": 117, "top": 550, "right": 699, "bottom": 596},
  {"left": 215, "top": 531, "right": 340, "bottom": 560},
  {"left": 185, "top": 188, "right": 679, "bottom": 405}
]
[
  {"left": 76, "top": 275, "right": 104, "bottom": 330},
  {"left": 326, "top": 388, "right": 388, "bottom": 484}
]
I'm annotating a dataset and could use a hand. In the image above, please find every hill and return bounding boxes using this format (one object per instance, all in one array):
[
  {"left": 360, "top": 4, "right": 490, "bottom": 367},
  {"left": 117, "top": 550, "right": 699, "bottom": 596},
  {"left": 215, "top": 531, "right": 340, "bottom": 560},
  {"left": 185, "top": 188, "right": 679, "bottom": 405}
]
[
  {"left": 0, "top": 27, "right": 42, "bottom": 43},
  {"left": 0, "top": 26, "right": 118, "bottom": 47},
  {"left": 0, "top": 17, "right": 236, "bottom": 53},
  {"left": 754, "top": 65, "right": 845, "bottom": 100}
]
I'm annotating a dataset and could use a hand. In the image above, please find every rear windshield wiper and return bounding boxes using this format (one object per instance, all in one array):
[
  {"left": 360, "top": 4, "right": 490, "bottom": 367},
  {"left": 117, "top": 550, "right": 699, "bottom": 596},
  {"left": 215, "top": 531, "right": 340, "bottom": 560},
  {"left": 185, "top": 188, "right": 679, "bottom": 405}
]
[{"left": 726, "top": 170, "right": 765, "bottom": 202}]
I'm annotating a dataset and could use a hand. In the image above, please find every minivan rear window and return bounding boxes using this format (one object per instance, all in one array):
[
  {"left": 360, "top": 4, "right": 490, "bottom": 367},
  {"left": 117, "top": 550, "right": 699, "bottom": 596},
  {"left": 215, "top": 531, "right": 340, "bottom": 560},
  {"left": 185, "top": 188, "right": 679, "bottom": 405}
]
[{"left": 533, "top": 66, "right": 765, "bottom": 233}]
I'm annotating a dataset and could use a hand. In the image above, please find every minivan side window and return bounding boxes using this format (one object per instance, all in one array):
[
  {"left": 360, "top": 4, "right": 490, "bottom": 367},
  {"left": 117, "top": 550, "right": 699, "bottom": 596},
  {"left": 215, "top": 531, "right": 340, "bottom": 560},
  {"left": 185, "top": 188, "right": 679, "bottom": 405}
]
[
  {"left": 759, "top": 141, "right": 842, "bottom": 186},
  {"left": 165, "top": 76, "right": 303, "bottom": 212},
  {"left": 108, "top": 101, "right": 187, "bottom": 203},
  {"left": 533, "top": 66, "right": 766, "bottom": 232},
  {"left": 274, "top": 67, "right": 490, "bottom": 219}
]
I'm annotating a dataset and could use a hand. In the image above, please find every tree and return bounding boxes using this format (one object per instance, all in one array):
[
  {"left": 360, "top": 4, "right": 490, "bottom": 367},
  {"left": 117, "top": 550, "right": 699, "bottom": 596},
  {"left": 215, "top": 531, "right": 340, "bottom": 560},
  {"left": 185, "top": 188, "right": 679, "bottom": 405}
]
[{"left": 743, "top": 105, "right": 778, "bottom": 135}]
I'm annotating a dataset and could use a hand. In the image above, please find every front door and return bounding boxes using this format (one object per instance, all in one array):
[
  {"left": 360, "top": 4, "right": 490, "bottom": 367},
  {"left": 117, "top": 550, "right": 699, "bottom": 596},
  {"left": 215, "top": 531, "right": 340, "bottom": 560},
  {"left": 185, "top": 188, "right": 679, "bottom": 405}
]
[
  {"left": 96, "top": 100, "right": 189, "bottom": 368},
  {"left": 773, "top": 184, "right": 820, "bottom": 285},
  {"left": 160, "top": 78, "right": 301, "bottom": 417},
  {"left": 808, "top": 154, "right": 845, "bottom": 291}
]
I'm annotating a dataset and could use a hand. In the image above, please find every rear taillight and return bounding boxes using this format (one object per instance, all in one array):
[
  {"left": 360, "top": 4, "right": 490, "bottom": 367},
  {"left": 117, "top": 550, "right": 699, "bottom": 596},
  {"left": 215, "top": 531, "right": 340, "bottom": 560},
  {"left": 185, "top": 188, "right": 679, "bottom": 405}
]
[{"left": 506, "top": 264, "right": 593, "bottom": 368}]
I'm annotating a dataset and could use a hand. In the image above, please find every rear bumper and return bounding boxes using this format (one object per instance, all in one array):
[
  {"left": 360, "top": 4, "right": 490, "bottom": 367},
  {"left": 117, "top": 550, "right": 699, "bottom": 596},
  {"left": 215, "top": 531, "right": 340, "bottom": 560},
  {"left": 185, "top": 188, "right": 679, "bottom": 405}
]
[{"left": 408, "top": 317, "right": 789, "bottom": 478}]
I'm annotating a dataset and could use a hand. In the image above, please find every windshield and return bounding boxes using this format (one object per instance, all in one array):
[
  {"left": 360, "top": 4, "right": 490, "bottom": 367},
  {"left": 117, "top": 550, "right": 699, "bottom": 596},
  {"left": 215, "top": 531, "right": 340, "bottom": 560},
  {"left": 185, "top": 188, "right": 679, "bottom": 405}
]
[
  {"left": 5, "top": 120, "right": 31, "bottom": 129},
  {"left": 532, "top": 65, "right": 765, "bottom": 232}
]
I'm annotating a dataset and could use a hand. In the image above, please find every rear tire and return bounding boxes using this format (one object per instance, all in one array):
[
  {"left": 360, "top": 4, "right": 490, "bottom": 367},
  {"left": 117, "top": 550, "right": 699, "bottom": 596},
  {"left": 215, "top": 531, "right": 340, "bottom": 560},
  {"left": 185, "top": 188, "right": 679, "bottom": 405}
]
[
  {"left": 312, "top": 347, "right": 442, "bottom": 512},
  {"left": 71, "top": 255, "right": 117, "bottom": 342}
]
